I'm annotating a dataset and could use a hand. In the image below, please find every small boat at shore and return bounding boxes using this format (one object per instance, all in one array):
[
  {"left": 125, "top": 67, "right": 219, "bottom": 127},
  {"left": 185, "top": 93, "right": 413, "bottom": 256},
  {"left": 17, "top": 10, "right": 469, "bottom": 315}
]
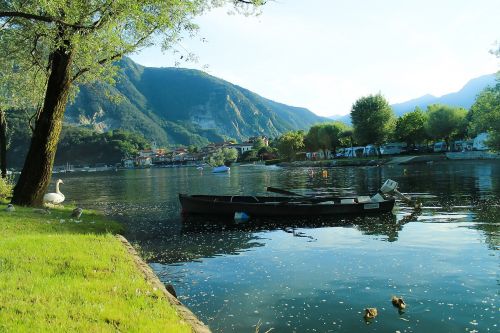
[
  {"left": 212, "top": 165, "right": 230, "bottom": 173},
  {"left": 179, "top": 193, "right": 395, "bottom": 217},
  {"left": 179, "top": 180, "right": 414, "bottom": 219}
]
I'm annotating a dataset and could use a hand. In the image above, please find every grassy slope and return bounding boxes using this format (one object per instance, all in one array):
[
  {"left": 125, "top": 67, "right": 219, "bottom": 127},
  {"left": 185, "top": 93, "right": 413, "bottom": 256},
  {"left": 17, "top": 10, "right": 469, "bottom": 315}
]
[{"left": 0, "top": 204, "right": 191, "bottom": 333}]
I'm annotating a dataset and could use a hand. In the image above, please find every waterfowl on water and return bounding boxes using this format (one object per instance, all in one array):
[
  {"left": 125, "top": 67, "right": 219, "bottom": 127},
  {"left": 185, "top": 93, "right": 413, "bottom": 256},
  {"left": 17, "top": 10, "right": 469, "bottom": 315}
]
[
  {"left": 364, "top": 308, "right": 378, "bottom": 320},
  {"left": 43, "top": 179, "right": 65, "bottom": 205},
  {"left": 391, "top": 296, "right": 406, "bottom": 310}
]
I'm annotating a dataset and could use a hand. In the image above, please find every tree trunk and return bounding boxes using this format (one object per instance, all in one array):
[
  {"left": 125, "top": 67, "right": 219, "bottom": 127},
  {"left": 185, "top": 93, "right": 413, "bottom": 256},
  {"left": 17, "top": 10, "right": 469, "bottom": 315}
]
[
  {"left": 0, "top": 109, "right": 7, "bottom": 178},
  {"left": 12, "top": 46, "right": 73, "bottom": 206}
]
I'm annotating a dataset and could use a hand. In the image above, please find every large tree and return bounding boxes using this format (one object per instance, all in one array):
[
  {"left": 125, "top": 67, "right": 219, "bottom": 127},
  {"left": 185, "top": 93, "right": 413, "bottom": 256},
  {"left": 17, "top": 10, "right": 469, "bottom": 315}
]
[
  {"left": 304, "top": 124, "right": 320, "bottom": 152},
  {"left": 350, "top": 94, "right": 395, "bottom": 145},
  {"left": 467, "top": 44, "right": 500, "bottom": 151},
  {"left": 0, "top": 0, "right": 264, "bottom": 206},
  {"left": 468, "top": 81, "right": 500, "bottom": 150},
  {"left": 277, "top": 131, "right": 305, "bottom": 161},
  {"left": 394, "top": 107, "right": 427, "bottom": 147},
  {"left": 425, "top": 104, "right": 468, "bottom": 147},
  {"left": 305, "top": 122, "right": 348, "bottom": 158}
]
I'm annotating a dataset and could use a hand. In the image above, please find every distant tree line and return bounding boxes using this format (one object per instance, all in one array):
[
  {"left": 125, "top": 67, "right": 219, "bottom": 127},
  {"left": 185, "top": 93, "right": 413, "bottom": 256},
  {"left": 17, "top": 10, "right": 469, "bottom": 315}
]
[
  {"left": 274, "top": 78, "right": 500, "bottom": 161},
  {"left": 5, "top": 112, "right": 149, "bottom": 167}
]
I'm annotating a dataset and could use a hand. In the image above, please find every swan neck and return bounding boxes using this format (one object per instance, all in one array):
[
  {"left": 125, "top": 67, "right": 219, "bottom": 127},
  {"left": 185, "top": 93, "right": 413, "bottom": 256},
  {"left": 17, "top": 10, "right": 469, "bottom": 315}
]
[{"left": 56, "top": 182, "right": 61, "bottom": 194}]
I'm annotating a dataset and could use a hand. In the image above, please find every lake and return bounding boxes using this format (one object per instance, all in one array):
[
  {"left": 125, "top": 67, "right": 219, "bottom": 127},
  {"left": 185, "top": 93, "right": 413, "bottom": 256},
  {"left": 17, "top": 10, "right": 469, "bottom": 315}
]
[{"left": 56, "top": 161, "right": 499, "bottom": 332}]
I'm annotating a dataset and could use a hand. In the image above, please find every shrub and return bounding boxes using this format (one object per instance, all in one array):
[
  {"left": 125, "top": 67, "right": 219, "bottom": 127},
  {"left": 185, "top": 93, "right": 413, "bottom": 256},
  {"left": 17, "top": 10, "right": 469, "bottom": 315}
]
[{"left": 0, "top": 176, "right": 14, "bottom": 199}]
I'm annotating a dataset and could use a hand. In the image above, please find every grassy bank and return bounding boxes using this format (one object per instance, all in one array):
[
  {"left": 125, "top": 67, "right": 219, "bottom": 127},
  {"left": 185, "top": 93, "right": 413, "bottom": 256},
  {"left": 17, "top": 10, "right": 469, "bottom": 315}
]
[{"left": 0, "top": 203, "right": 192, "bottom": 332}]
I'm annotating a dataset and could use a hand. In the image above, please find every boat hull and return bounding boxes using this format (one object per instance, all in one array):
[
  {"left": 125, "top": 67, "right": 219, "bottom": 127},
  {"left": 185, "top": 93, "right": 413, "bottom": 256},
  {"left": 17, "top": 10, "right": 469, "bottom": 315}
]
[
  {"left": 179, "top": 194, "right": 395, "bottom": 217},
  {"left": 212, "top": 166, "right": 230, "bottom": 173}
]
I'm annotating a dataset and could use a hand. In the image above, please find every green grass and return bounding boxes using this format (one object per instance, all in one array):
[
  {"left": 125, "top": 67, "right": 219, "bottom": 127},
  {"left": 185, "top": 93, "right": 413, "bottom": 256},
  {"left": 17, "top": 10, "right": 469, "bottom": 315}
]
[{"left": 0, "top": 203, "right": 192, "bottom": 333}]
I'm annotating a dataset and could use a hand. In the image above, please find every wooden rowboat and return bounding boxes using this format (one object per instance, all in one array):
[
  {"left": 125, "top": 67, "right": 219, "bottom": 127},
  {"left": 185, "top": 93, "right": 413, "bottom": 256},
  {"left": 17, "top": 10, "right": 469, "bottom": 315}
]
[{"left": 179, "top": 194, "right": 395, "bottom": 217}]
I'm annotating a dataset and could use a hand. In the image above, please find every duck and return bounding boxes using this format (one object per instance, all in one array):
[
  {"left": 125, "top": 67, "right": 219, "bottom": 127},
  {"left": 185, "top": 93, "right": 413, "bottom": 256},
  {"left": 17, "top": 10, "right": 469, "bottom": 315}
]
[
  {"left": 43, "top": 179, "right": 65, "bottom": 205},
  {"left": 71, "top": 207, "right": 83, "bottom": 219},
  {"left": 364, "top": 307, "right": 378, "bottom": 320},
  {"left": 391, "top": 296, "right": 406, "bottom": 310}
]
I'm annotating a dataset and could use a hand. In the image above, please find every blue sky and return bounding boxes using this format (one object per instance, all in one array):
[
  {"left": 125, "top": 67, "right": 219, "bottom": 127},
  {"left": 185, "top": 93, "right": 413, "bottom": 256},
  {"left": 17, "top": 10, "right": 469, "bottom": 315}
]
[{"left": 131, "top": 0, "right": 500, "bottom": 117}]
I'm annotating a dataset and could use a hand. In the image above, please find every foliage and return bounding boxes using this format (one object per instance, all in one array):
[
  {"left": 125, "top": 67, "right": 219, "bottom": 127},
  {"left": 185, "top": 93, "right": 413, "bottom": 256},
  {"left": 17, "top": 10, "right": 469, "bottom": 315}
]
[
  {"left": 0, "top": 204, "right": 192, "bottom": 332},
  {"left": 257, "top": 145, "right": 277, "bottom": 159},
  {"left": 340, "top": 129, "right": 355, "bottom": 147},
  {"left": 469, "top": 81, "right": 500, "bottom": 150},
  {"left": 187, "top": 145, "right": 199, "bottom": 153},
  {"left": 1, "top": 0, "right": 266, "bottom": 205},
  {"left": 276, "top": 131, "right": 305, "bottom": 161},
  {"left": 6, "top": 113, "right": 149, "bottom": 167},
  {"left": 0, "top": 1, "right": 263, "bottom": 91},
  {"left": 241, "top": 149, "right": 258, "bottom": 162},
  {"left": 0, "top": 175, "right": 13, "bottom": 198},
  {"left": 394, "top": 107, "right": 428, "bottom": 146},
  {"left": 208, "top": 147, "right": 238, "bottom": 166},
  {"left": 57, "top": 127, "right": 150, "bottom": 164},
  {"left": 304, "top": 125, "right": 320, "bottom": 152},
  {"left": 425, "top": 104, "right": 468, "bottom": 145},
  {"left": 350, "top": 94, "right": 395, "bottom": 145},
  {"left": 252, "top": 137, "right": 266, "bottom": 151},
  {"left": 305, "top": 122, "right": 349, "bottom": 156}
]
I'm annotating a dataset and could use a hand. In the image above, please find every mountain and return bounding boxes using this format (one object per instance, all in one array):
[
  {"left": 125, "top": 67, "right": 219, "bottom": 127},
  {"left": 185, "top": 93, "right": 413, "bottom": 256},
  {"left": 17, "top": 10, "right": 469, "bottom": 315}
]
[
  {"left": 328, "top": 114, "right": 352, "bottom": 125},
  {"left": 329, "top": 73, "right": 497, "bottom": 124},
  {"left": 66, "top": 58, "right": 328, "bottom": 146},
  {"left": 391, "top": 73, "right": 497, "bottom": 116}
]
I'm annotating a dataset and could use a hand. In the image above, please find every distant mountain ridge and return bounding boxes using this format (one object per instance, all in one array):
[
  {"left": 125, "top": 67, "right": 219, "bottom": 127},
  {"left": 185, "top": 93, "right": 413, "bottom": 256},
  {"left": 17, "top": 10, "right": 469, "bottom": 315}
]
[
  {"left": 66, "top": 58, "right": 328, "bottom": 146},
  {"left": 391, "top": 73, "right": 497, "bottom": 116},
  {"left": 329, "top": 73, "right": 497, "bottom": 124}
]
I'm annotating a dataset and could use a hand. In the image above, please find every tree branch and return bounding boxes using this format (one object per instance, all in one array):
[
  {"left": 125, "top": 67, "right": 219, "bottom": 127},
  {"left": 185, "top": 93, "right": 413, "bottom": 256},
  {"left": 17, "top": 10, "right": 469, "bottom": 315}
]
[
  {"left": 71, "top": 25, "right": 159, "bottom": 82},
  {"left": 0, "top": 11, "right": 94, "bottom": 30}
]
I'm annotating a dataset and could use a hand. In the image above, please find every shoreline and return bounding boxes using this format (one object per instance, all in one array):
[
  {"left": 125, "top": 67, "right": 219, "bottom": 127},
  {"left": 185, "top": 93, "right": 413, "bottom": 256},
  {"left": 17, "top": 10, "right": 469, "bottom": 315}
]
[
  {"left": 274, "top": 153, "right": 499, "bottom": 168},
  {"left": 116, "top": 235, "right": 211, "bottom": 333}
]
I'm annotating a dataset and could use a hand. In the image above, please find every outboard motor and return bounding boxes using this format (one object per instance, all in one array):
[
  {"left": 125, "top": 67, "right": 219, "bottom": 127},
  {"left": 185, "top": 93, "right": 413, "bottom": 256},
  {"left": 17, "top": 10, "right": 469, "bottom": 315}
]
[{"left": 371, "top": 179, "right": 414, "bottom": 205}]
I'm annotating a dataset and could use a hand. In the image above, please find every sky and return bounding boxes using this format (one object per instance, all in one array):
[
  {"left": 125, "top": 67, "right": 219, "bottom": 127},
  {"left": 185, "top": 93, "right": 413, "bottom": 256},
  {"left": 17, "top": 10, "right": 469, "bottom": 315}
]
[{"left": 131, "top": 0, "right": 500, "bottom": 117}]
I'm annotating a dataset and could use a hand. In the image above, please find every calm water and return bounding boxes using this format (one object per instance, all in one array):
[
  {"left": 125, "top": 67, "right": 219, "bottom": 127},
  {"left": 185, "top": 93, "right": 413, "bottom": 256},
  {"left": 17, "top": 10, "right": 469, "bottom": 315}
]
[{"left": 57, "top": 161, "right": 499, "bottom": 332}]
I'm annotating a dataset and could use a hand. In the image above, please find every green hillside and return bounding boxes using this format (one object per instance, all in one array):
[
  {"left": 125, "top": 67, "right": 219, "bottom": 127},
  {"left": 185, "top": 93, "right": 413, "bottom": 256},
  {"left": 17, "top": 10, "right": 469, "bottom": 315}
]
[{"left": 66, "top": 58, "right": 327, "bottom": 146}]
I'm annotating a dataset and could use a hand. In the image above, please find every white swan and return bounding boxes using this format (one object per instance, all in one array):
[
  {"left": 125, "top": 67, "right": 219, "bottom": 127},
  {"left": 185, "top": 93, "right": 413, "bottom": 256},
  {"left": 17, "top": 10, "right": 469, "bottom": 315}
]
[{"left": 43, "top": 179, "right": 65, "bottom": 205}]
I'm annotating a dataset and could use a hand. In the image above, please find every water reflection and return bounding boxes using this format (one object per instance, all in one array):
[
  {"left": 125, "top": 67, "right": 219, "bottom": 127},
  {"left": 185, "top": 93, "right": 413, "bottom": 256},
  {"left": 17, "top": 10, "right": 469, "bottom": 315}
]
[{"left": 56, "top": 161, "right": 500, "bottom": 333}]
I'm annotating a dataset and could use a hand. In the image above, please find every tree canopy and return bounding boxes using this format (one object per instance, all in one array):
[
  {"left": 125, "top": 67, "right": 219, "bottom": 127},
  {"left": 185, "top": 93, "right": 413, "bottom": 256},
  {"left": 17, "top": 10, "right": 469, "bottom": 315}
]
[
  {"left": 305, "top": 122, "right": 349, "bottom": 156},
  {"left": 393, "top": 107, "right": 427, "bottom": 147},
  {"left": 350, "top": 94, "right": 395, "bottom": 145},
  {"left": 208, "top": 147, "right": 238, "bottom": 166},
  {"left": 469, "top": 81, "right": 500, "bottom": 150},
  {"left": 277, "top": 131, "right": 304, "bottom": 161},
  {"left": 425, "top": 104, "right": 468, "bottom": 145}
]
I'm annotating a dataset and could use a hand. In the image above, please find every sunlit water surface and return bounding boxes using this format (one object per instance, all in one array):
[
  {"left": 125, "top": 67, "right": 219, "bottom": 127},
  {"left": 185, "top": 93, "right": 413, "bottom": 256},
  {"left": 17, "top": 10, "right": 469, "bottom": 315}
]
[{"left": 58, "top": 161, "right": 499, "bottom": 332}]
